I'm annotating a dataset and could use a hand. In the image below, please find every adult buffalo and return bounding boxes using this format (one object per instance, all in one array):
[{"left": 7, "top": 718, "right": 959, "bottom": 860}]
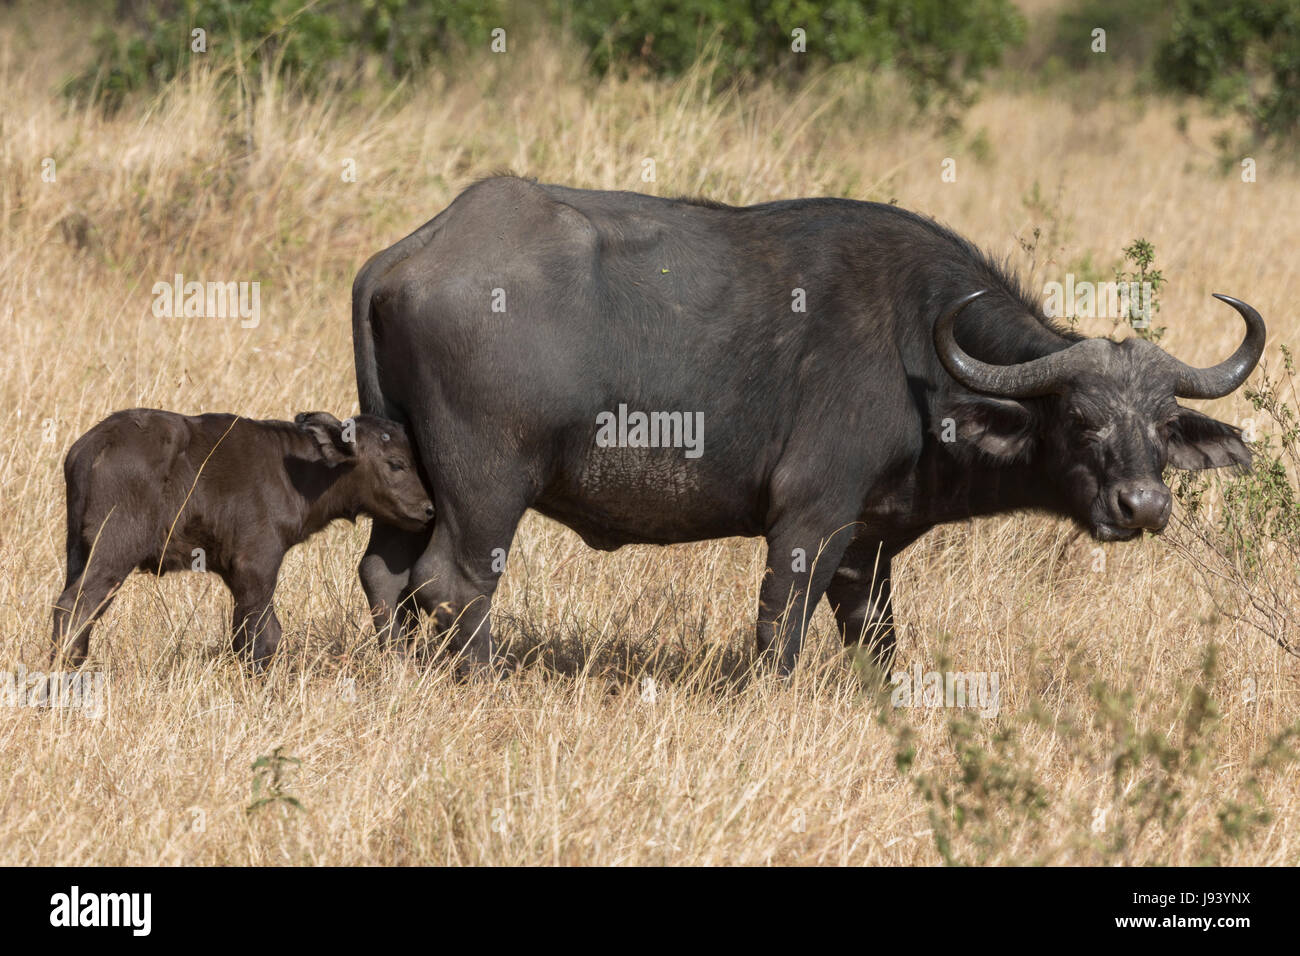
[{"left": 351, "top": 176, "right": 1264, "bottom": 673}]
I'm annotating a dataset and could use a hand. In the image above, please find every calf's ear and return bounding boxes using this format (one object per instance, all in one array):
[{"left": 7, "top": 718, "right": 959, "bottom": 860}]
[
  {"left": 935, "top": 395, "right": 1036, "bottom": 464},
  {"left": 1167, "top": 407, "right": 1251, "bottom": 471},
  {"left": 295, "top": 411, "right": 355, "bottom": 465}
]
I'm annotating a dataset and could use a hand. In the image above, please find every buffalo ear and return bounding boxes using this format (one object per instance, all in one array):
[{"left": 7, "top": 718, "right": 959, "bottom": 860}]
[
  {"left": 1167, "top": 407, "right": 1251, "bottom": 471},
  {"left": 295, "top": 411, "right": 355, "bottom": 466},
  {"left": 936, "top": 395, "right": 1036, "bottom": 463}
]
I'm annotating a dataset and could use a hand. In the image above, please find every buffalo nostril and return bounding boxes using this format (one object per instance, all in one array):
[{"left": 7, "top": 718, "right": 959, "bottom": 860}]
[{"left": 1115, "top": 484, "right": 1170, "bottom": 530}]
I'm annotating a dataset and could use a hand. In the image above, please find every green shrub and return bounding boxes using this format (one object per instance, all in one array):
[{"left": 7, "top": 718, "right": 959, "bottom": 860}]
[
  {"left": 67, "top": 0, "right": 1024, "bottom": 122},
  {"left": 1171, "top": 346, "right": 1300, "bottom": 653},
  {"left": 1156, "top": 0, "right": 1300, "bottom": 146},
  {"left": 1050, "top": 0, "right": 1173, "bottom": 70},
  {"left": 66, "top": 0, "right": 502, "bottom": 109},
  {"left": 878, "top": 643, "right": 1300, "bottom": 865},
  {"left": 562, "top": 0, "right": 1025, "bottom": 113}
]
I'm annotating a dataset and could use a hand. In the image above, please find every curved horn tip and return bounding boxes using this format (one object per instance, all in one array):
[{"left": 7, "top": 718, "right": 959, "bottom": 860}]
[
  {"left": 1168, "top": 292, "right": 1266, "bottom": 399},
  {"left": 1210, "top": 293, "right": 1264, "bottom": 321},
  {"left": 936, "top": 290, "right": 990, "bottom": 329}
]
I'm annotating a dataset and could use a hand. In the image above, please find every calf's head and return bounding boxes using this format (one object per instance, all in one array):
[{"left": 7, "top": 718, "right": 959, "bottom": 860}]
[
  {"left": 936, "top": 291, "right": 1264, "bottom": 541},
  {"left": 295, "top": 412, "right": 434, "bottom": 531}
]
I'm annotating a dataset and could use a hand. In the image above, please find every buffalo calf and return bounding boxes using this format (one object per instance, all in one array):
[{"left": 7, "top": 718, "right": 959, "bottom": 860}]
[{"left": 52, "top": 409, "right": 433, "bottom": 670}]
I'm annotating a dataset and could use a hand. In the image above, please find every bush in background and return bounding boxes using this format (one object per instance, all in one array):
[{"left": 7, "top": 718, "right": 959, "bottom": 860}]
[
  {"left": 52, "top": 0, "right": 1300, "bottom": 170},
  {"left": 67, "top": 0, "right": 502, "bottom": 108},
  {"left": 1049, "top": 0, "right": 1173, "bottom": 70},
  {"left": 1155, "top": 0, "right": 1300, "bottom": 147},
  {"left": 562, "top": 0, "right": 1025, "bottom": 113},
  {"left": 66, "top": 0, "right": 1025, "bottom": 123}
]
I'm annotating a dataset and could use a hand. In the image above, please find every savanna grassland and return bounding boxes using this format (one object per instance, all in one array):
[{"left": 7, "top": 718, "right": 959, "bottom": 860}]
[{"left": 0, "top": 3, "right": 1297, "bottom": 865}]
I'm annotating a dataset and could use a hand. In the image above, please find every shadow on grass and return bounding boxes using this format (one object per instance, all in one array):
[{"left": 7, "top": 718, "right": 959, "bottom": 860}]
[{"left": 492, "top": 604, "right": 758, "bottom": 695}]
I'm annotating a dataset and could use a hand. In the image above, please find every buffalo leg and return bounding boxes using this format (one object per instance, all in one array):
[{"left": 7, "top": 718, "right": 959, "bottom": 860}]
[
  {"left": 359, "top": 520, "right": 432, "bottom": 648},
  {"left": 225, "top": 568, "right": 281, "bottom": 671},
  {"left": 51, "top": 566, "right": 125, "bottom": 667},
  {"left": 826, "top": 540, "right": 902, "bottom": 676},
  {"left": 408, "top": 508, "right": 524, "bottom": 670},
  {"left": 756, "top": 520, "right": 856, "bottom": 675},
  {"left": 230, "top": 598, "right": 281, "bottom": 671},
  {"left": 249, "top": 605, "right": 283, "bottom": 670}
]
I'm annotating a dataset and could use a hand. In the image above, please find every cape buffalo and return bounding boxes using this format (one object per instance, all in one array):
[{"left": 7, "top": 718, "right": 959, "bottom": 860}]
[
  {"left": 352, "top": 176, "right": 1264, "bottom": 673},
  {"left": 53, "top": 410, "right": 433, "bottom": 669}
]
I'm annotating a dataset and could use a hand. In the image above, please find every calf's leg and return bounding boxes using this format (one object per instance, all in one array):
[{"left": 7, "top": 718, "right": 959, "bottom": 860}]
[
  {"left": 51, "top": 565, "right": 126, "bottom": 667},
  {"left": 224, "top": 564, "right": 281, "bottom": 672},
  {"left": 245, "top": 604, "right": 282, "bottom": 671},
  {"left": 230, "top": 596, "right": 281, "bottom": 672}
]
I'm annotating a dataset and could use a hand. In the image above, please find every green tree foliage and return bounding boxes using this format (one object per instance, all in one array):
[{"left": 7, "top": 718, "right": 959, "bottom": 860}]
[
  {"left": 564, "top": 0, "right": 1026, "bottom": 111},
  {"left": 68, "top": 0, "right": 502, "bottom": 109},
  {"left": 1156, "top": 0, "right": 1300, "bottom": 145},
  {"left": 69, "top": 0, "right": 1025, "bottom": 121},
  {"left": 1050, "top": 0, "right": 1173, "bottom": 70}
]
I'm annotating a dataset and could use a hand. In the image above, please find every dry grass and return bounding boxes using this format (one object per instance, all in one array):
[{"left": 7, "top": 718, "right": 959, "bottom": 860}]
[{"left": 0, "top": 6, "right": 1297, "bottom": 865}]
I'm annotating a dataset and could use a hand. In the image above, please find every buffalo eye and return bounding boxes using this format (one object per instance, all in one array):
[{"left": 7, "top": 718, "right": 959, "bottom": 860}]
[{"left": 387, "top": 460, "right": 407, "bottom": 473}]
